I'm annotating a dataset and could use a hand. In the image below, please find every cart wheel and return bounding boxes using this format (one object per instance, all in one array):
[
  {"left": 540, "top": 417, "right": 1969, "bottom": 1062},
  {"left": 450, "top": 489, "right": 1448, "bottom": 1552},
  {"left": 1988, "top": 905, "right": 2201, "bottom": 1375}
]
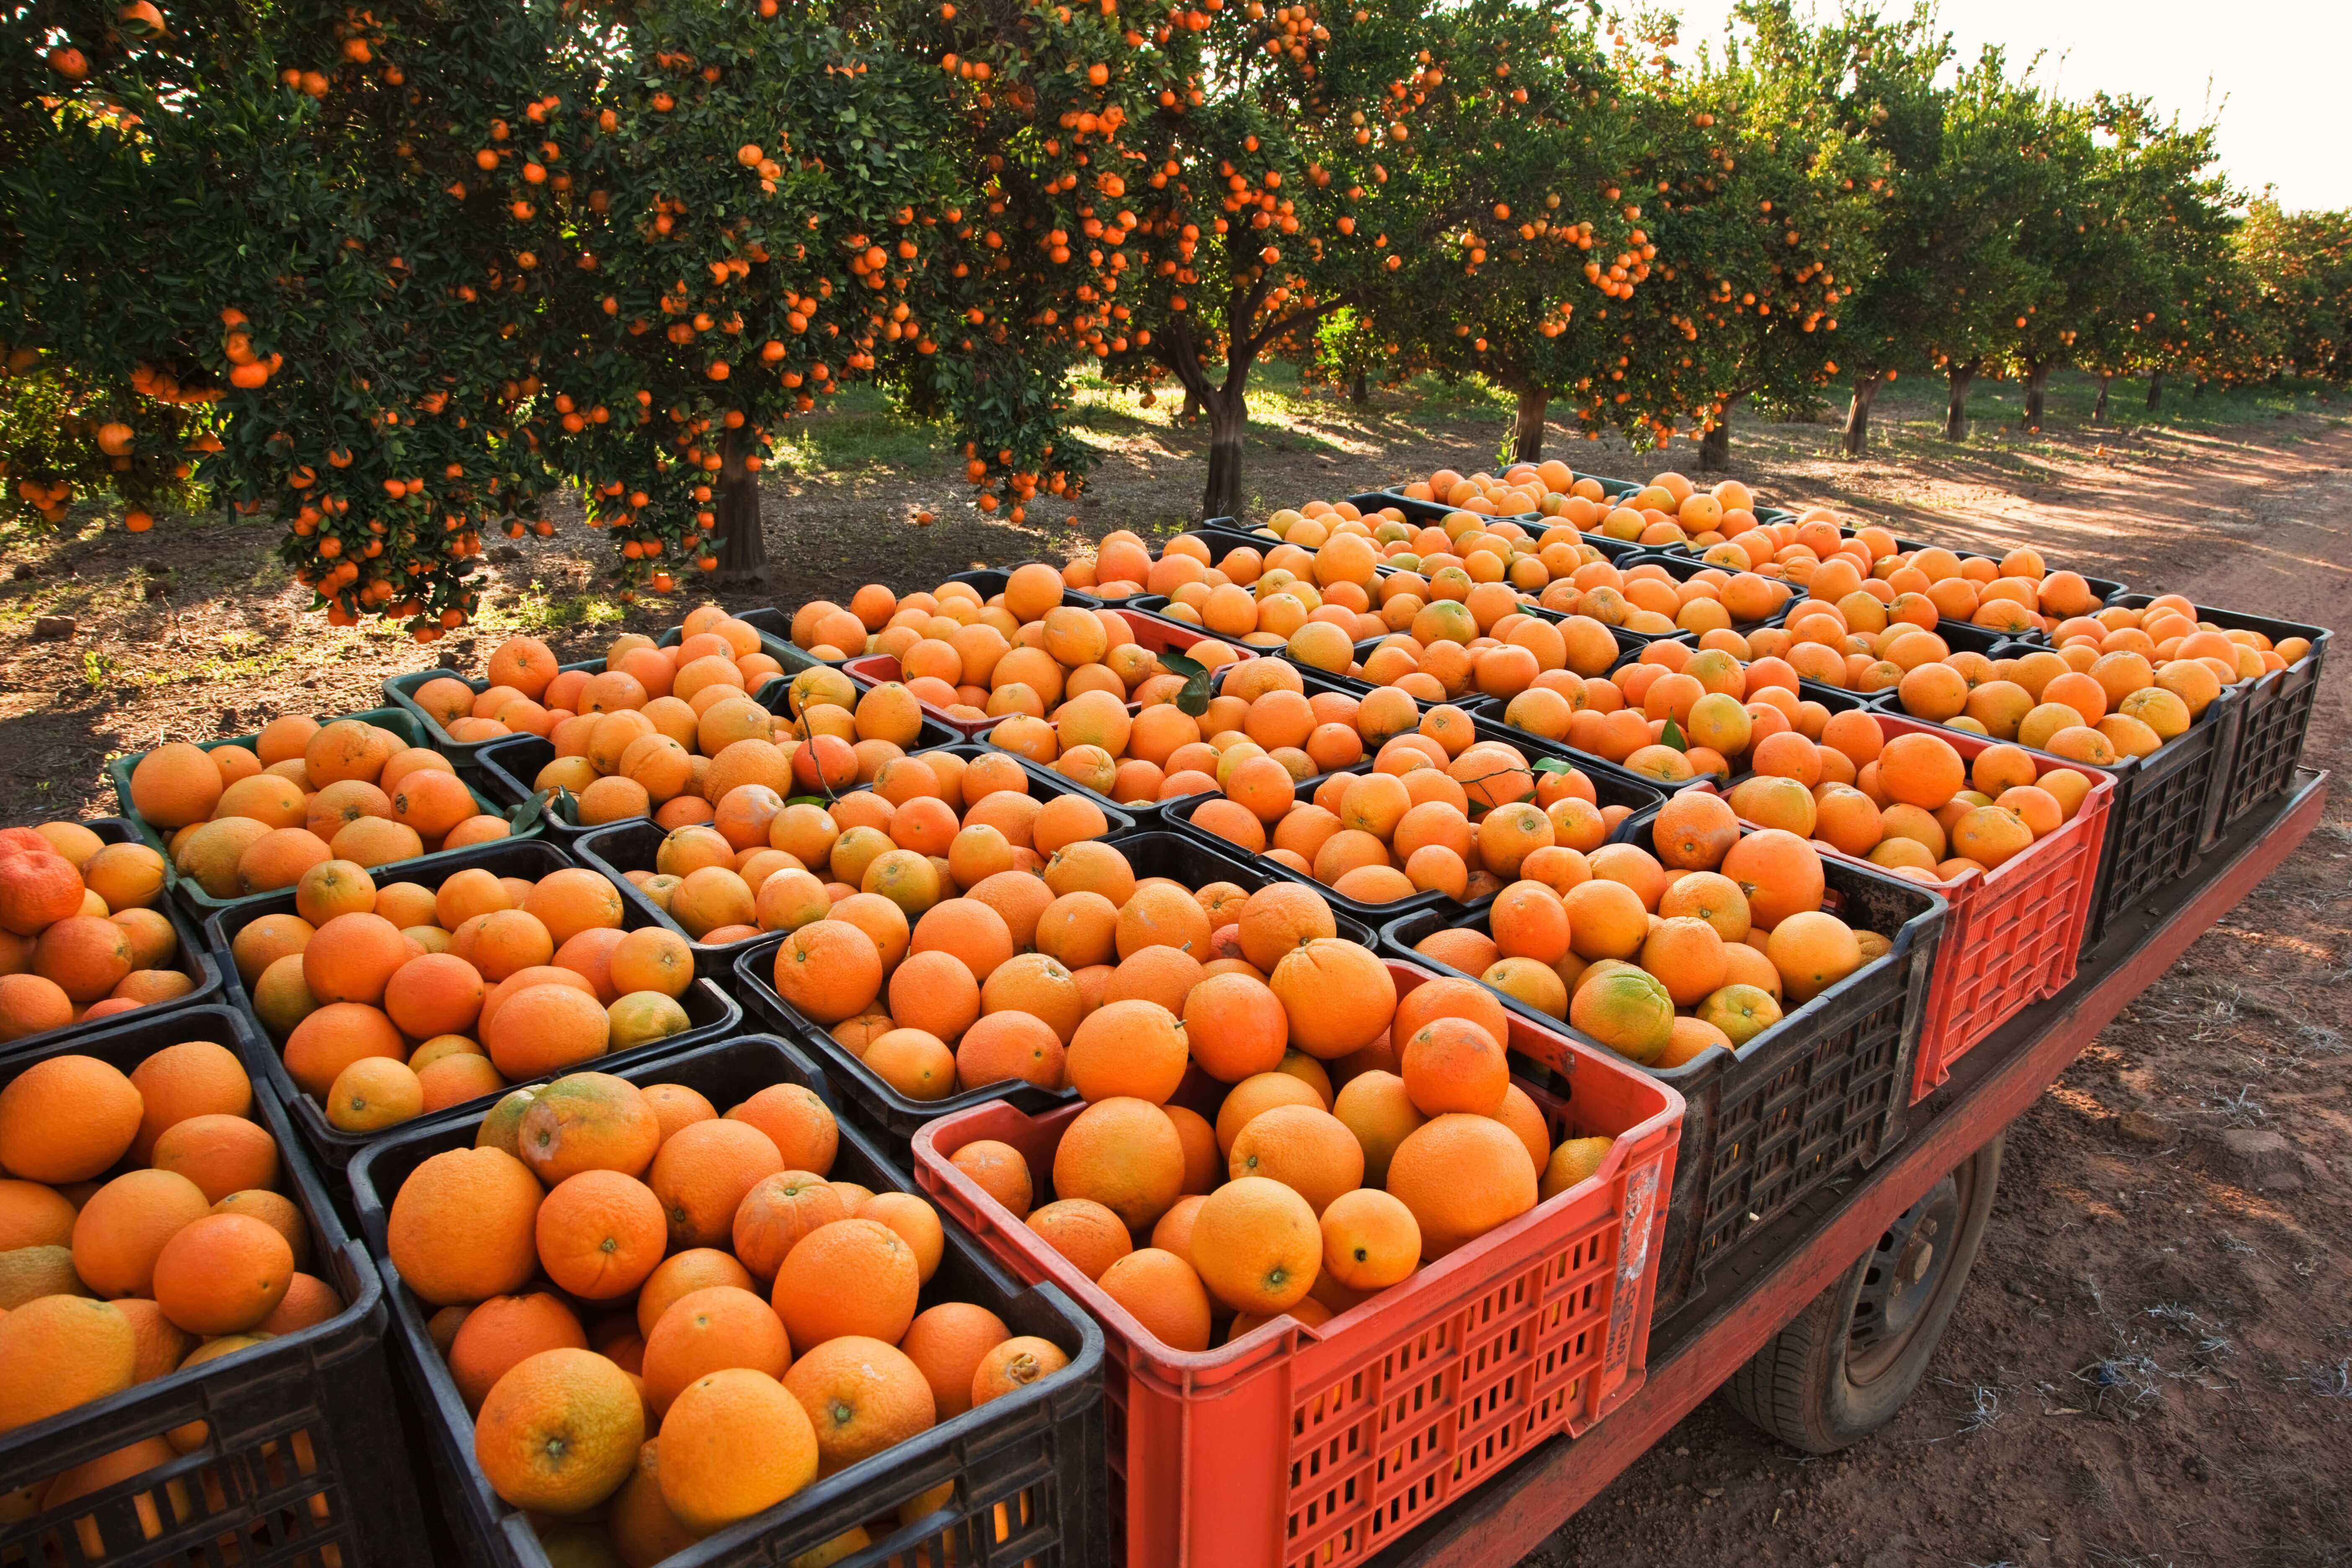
[{"left": 1722, "top": 1132, "right": 2003, "bottom": 1454}]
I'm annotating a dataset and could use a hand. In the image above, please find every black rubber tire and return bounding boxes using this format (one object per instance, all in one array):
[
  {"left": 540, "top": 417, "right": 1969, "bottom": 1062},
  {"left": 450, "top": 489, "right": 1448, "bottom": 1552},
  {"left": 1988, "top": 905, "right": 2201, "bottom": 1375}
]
[{"left": 1722, "top": 1132, "right": 2004, "bottom": 1453}]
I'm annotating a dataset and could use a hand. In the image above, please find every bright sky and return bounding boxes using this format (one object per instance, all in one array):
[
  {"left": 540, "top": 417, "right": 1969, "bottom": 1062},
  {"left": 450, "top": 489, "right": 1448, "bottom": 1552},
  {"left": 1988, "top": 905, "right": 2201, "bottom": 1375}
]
[{"left": 1658, "top": 0, "right": 2350, "bottom": 212}]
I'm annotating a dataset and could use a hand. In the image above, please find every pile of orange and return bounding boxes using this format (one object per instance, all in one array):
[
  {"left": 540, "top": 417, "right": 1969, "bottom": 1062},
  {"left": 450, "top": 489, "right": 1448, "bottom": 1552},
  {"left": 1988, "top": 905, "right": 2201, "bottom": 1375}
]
[
  {"left": 226, "top": 859, "right": 699, "bottom": 1133},
  {"left": 1059, "top": 529, "right": 1267, "bottom": 605},
  {"left": 1878, "top": 593, "right": 2306, "bottom": 758},
  {"left": 0, "top": 1044, "right": 347, "bottom": 1481},
  {"left": 410, "top": 612, "right": 786, "bottom": 750},
  {"left": 1408, "top": 799, "right": 1884, "bottom": 1066},
  {"left": 789, "top": 563, "right": 1217, "bottom": 721},
  {"left": 1391, "top": 463, "right": 1771, "bottom": 548},
  {"left": 387, "top": 1068, "right": 1069, "bottom": 1559},
  {"left": 620, "top": 741, "right": 1117, "bottom": 945},
  {"left": 1707, "top": 526, "right": 2108, "bottom": 636},
  {"left": 127, "top": 720, "right": 512, "bottom": 900},
  {"left": 1718, "top": 715, "right": 2095, "bottom": 882},
  {"left": 0, "top": 824, "right": 192, "bottom": 1042},
  {"left": 1182, "top": 701, "right": 1634, "bottom": 907},
  {"left": 933, "top": 914, "right": 1620, "bottom": 1351},
  {"left": 1514, "top": 639, "right": 1857, "bottom": 785},
  {"left": 461, "top": 614, "right": 810, "bottom": 832}
]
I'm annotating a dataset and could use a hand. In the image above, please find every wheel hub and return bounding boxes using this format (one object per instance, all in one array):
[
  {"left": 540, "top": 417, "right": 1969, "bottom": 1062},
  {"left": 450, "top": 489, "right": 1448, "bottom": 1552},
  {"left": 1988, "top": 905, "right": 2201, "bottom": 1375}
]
[{"left": 1847, "top": 1173, "right": 1962, "bottom": 1383}]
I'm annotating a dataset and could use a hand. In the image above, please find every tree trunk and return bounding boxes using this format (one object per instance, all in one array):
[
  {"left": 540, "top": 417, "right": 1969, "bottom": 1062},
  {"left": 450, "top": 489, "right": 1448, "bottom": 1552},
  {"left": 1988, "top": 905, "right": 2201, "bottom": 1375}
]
[
  {"left": 2021, "top": 360, "right": 2051, "bottom": 431},
  {"left": 2146, "top": 370, "right": 2165, "bottom": 410},
  {"left": 1943, "top": 361, "right": 1976, "bottom": 441},
  {"left": 1841, "top": 371, "right": 1884, "bottom": 457},
  {"left": 714, "top": 429, "right": 766, "bottom": 584},
  {"left": 1179, "top": 386, "right": 1203, "bottom": 425},
  {"left": 2193, "top": 378, "right": 2208, "bottom": 400},
  {"left": 1510, "top": 387, "right": 1550, "bottom": 464},
  {"left": 2091, "top": 375, "right": 2111, "bottom": 424},
  {"left": 1200, "top": 387, "right": 1247, "bottom": 523},
  {"left": 1697, "top": 393, "right": 1742, "bottom": 470},
  {"left": 1348, "top": 369, "right": 1368, "bottom": 406}
]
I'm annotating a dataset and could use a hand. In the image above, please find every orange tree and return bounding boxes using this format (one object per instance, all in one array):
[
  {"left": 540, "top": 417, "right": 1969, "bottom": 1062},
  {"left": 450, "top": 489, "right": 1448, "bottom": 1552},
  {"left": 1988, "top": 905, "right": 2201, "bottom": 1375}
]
[
  {"left": 1594, "top": 14, "right": 1883, "bottom": 469},
  {"left": 1, "top": 0, "right": 1090, "bottom": 627},
  {"left": 1333, "top": 5, "right": 1653, "bottom": 467},
  {"left": 933, "top": 0, "right": 1630, "bottom": 519},
  {"left": 2241, "top": 197, "right": 2352, "bottom": 387},
  {"left": 1, "top": 0, "right": 574, "bottom": 628}
]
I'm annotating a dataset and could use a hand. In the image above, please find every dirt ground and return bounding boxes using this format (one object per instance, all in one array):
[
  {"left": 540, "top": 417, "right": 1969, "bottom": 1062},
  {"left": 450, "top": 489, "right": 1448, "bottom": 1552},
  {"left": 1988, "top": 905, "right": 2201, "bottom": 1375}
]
[{"left": 1, "top": 377, "right": 2347, "bottom": 1566}]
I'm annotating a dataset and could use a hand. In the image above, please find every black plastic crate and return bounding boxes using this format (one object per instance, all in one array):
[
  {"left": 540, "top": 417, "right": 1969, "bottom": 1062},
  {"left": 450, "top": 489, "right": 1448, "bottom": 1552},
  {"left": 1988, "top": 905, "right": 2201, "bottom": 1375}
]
[
  {"left": 579, "top": 750, "right": 1139, "bottom": 980},
  {"left": 381, "top": 658, "right": 601, "bottom": 777},
  {"left": 0, "top": 818, "right": 225, "bottom": 1055},
  {"left": 346, "top": 1032, "right": 1106, "bottom": 1568},
  {"left": 1380, "top": 836, "right": 1945, "bottom": 1317},
  {"left": 202, "top": 838, "right": 741, "bottom": 1183},
  {"left": 0, "top": 1002, "right": 427, "bottom": 1567},
  {"left": 2107, "top": 595, "right": 2331, "bottom": 835},
  {"left": 1867, "top": 679, "right": 2243, "bottom": 948},
  {"left": 108, "top": 709, "right": 538, "bottom": 919},
  {"left": 738, "top": 828, "right": 1377, "bottom": 1153}
]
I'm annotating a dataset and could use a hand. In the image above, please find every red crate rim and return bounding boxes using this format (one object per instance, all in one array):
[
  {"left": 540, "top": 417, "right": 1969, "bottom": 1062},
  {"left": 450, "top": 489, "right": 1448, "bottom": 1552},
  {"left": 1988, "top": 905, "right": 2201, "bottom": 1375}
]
[{"left": 913, "top": 956, "right": 1683, "bottom": 1393}]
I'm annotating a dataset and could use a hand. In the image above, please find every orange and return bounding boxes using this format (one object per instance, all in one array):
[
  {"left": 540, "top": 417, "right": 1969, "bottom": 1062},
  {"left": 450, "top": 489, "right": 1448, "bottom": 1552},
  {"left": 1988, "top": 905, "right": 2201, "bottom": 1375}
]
[
  {"left": 1226, "top": 1103, "right": 1363, "bottom": 1215},
  {"left": 650, "top": 1118, "right": 786, "bottom": 1249},
  {"left": 1386, "top": 1113, "right": 1537, "bottom": 1256},
  {"left": 1189, "top": 1176, "right": 1320, "bottom": 1314},
  {"left": 1400, "top": 1017, "right": 1509, "bottom": 1117},
  {"left": 1024, "top": 1197, "right": 1132, "bottom": 1279},
  {"left": 782, "top": 1334, "right": 936, "bottom": 1475},
  {"left": 1235, "top": 882, "right": 1338, "bottom": 972},
  {"left": 387, "top": 1145, "right": 544, "bottom": 1308},
  {"left": 726, "top": 1083, "right": 838, "bottom": 1174},
  {"left": 641, "top": 1285, "right": 791, "bottom": 1417},
  {"left": 971, "top": 1335, "right": 1070, "bottom": 1406},
  {"left": 951, "top": 1140, "right": 1034, "bottom": 1220},
  {"left": 475, "top": 1347, "right": 644, "bottom": 1515},
  {"left": 536, "top": 1168, "right": 665, "bottom": 1301},
  {"left": 1099, "top": 1247, "right": 1214, "bottom": 1352},
  {"left": 731, "top": 1170, "right": 848, "bottom": 1282},
  {"left": 448, "top": 1291, "right": 590, "bottom": 1413},
  {"left": 152, "top": 1213, "right": 292, "bottom": 1335},
  {"left": 1181, "top": 971, "right": 1289, "bottom": 1082},
  {"left": 1269, "top": 939, "right": 1396, "bottom": 1060},
  {"left": 0, "top": 1052, "right": 143, "bottom": 1181},
  {"left": 1719, "top": 828, "right": 1825, "bottom": 931},
  {"left": 0, "top": 1295, "right": 137, "bottom": 1433},
  {"left": 1320, "top": 1188, "right": 1421, "bottom": 1289},
  {"left": 1767, "top": 910, "right": 1865, "bottom": 1002},
  {"left": 1053, "top": 1097, "right": 1185, "bottom": 1229},
  {"left": 901, "top": 1301, "right": 1013, "bottom": 1420},
  {"left": 771, "top": 1217, "right": 920, "bottom": 1348},
  {"left": 773, "top": 918, "right": 884, "bottom": 1024},
  {"left": 1066, "top": 998, "right": 1189, "bottom": 1104}
]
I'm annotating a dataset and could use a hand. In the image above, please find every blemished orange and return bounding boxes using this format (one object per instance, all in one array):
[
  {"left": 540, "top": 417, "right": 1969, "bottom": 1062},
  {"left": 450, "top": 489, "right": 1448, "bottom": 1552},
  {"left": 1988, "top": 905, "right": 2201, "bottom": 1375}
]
[
  {"left": 731, "top": 1169, "right": 847, "bottom": 1282},
  {"left": 1024, "top": 1197, "right": 1132, "bottom": 1280},
  {"left": 783, "top": 1333, "right": 937, "bottom": 1476},
  {"left": 951, "top": 1140, "right": 1034, "bottom": 1219},
  {"left": 475, "top": 1347, "right": 644, "bottom": 1515},
  {"left": 971, "top": 1335, "right": 1071, "bottom": 1407}
]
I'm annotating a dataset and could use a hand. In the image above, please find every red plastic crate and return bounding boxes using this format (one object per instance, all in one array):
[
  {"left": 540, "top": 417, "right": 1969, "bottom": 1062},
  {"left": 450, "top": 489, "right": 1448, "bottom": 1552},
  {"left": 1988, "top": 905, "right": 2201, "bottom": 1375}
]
[
  {"left": 1806, "top": 713, "right": 2112, "bottom": 1101},
  {"left": 848, "top": 608, "right": 1259, "bottom": 739},
  {"left": 913, "top": 959, "right": 1683, "bottom": 1568}
]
